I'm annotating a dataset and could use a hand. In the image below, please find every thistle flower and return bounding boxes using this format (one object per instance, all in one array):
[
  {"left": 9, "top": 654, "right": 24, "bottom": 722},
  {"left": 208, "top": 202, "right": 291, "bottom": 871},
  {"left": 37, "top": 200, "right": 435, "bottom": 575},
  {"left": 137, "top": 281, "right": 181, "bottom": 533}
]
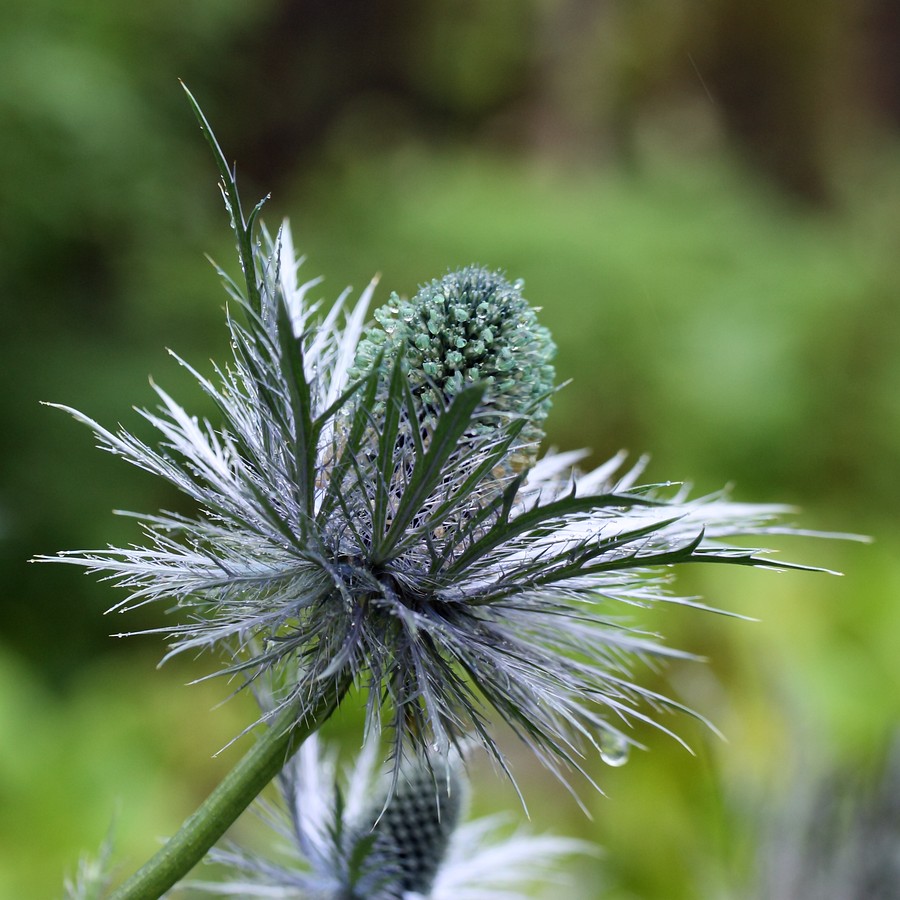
[
  {"left": 39, "top": 143, "right": 847, "bottom": 790},
  {"left": 193, "top": 736, "right": 590, "bottom": 899}
]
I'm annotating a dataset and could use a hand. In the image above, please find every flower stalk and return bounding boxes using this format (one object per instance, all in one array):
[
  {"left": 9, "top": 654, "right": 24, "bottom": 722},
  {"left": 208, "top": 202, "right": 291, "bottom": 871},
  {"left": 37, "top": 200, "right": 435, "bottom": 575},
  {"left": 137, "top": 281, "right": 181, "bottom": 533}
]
[{"left": 108, "top": 676, "right": 350, "bottom": 900}]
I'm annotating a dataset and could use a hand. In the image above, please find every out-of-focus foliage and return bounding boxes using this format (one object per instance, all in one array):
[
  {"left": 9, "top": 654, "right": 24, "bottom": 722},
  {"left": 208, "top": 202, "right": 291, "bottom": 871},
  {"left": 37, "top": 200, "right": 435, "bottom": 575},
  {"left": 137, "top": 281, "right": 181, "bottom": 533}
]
[
  {"left": 1, "top": 0, "right": 898, "bottom": 898},
  {"left": 749, "top": 735, "right": 900, "bottom": 899}
]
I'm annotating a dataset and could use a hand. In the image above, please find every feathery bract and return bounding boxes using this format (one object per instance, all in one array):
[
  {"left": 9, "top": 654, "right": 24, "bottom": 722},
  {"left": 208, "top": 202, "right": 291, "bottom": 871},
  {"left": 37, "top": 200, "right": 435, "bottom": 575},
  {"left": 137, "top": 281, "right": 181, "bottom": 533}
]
[
  {"left": 193, "top": 736, "right": 589, "bottom": 899},
  {"left": 40, "top": 132, "right": 846, "bottom": 787}
]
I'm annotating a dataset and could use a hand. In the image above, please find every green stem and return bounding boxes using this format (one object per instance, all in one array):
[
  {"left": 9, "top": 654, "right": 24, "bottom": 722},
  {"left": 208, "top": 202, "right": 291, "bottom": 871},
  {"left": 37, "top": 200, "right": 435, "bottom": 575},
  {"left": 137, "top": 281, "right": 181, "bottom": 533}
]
[{"left": 108, "top": 678, "right": 350, "bottom": 900}]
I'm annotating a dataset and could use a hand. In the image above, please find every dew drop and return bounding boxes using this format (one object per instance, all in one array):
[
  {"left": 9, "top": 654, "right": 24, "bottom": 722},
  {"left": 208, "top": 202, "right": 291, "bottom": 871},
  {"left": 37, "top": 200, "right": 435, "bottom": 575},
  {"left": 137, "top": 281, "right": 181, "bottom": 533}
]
[{"left": 599, "top": 732, "right": 630, "bottom": 767}]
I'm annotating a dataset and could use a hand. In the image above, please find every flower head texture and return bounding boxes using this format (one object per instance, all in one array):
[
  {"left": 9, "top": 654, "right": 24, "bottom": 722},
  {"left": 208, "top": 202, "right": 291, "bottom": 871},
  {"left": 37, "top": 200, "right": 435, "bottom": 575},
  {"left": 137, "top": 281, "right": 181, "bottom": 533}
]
[
  {"left": 39, "top": 138, "right": 848, "bottom": 789},
  {"left": 351, "top": 267, "right": 556, "bottom": 472},
  {"left": 193, "top": 735, "right": 589, "bottom": 899}
]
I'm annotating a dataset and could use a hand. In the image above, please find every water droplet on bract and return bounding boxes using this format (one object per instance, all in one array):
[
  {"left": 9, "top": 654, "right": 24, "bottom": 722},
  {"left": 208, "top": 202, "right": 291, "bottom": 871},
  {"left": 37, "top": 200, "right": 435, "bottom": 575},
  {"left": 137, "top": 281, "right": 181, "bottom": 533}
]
[{"left": 599, "top": 732, "right": 630, "bottom": 767}]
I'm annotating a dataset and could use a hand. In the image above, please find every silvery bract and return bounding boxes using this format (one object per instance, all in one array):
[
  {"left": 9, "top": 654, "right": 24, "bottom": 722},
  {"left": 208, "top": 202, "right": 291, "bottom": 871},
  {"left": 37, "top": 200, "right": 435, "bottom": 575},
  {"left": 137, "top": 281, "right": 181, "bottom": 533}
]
[
  {"left": 193, "top": 736, "right": 590, "bottom": 899},
  {"left": 40, "top": 134, "right": 842, "bottom": 786}
]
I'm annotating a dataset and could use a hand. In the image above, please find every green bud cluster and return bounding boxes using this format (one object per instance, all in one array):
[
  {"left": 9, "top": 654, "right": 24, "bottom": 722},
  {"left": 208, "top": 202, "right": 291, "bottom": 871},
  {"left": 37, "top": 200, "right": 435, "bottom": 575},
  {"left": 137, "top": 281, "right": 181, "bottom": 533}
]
[{"left": 354, "top": 267, "right": 556, "bottom": 467}]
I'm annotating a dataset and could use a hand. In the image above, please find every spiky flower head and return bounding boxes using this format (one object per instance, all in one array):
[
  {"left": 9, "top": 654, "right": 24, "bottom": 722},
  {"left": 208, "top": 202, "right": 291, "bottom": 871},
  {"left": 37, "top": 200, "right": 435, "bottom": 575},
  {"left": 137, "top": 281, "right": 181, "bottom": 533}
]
[
  {"left": 38, "top": 133, "right": 851, "bottom": 789},
  {"left": 351, "top": 752, "right": 462, "bottom": 897},
  {"left": 352, "top": 267, "right": 555, "bottom": 470},
  {"left": 193, "top": 736, "right": 589, "bottom": 899}
]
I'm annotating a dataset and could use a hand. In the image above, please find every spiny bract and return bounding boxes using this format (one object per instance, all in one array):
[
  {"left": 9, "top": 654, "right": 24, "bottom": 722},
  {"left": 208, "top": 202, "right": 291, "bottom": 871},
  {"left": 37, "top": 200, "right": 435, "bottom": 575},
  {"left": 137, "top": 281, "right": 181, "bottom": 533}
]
[
  {"left": 192, "top": 736, "right": 589, "bottom": 899},
  {"left": 40, "top": 181, "right": 847, "bottom": 788}
]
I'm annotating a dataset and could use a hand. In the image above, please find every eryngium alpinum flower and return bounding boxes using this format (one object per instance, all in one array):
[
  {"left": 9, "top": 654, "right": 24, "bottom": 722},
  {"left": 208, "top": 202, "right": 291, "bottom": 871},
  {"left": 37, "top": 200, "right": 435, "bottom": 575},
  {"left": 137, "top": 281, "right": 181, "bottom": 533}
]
[
  {"left": 193, "top": 736, "right": 589, "bottom": 899},
  {"left": 42, "top": 202, "right": 839, "bottom": 784}
]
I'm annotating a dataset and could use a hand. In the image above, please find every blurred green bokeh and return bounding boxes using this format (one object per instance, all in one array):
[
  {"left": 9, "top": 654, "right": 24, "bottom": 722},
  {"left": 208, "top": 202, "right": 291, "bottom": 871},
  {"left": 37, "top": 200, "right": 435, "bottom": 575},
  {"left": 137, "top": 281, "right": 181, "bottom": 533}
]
[{"left": 2, "top": 1, "right": 898, "bottom": 897}]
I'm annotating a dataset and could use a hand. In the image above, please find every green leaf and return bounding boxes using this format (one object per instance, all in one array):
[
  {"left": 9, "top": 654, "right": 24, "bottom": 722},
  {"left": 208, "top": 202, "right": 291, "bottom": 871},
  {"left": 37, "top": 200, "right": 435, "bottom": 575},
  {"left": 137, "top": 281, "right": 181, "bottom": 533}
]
[
  {"left": 372, "top": 383, "right": 486, "bottom": 564},
  {"left": 445, "top": 489, "right": 662, "bottom": 577},
  {"left": 347, "top": 831, "right": 378, "bottom": 887},
  {"left": 389, "top": 416, "right": 528, "bottom": 561},
  {"left": 316, "top": 364, "right": 383, "bottom": 525},
  {"left": 276, "top": 291, "right": 316, "bottom": 525},
  {"left": 373, "top": 354, "right": 408, "bottom": 540},
  {"left": 501, "top": 515, "right": 688, "bottom": 592},
  {"left": 181, "top": 81, "right": 263, "bottom": 315}
]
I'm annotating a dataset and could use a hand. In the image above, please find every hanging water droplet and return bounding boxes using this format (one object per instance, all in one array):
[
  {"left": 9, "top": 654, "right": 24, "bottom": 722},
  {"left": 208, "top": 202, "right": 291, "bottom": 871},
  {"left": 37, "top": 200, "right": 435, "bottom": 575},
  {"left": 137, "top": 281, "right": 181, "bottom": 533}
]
[{"left": 599, "top": 732, "right": 630, "bottom": 767}]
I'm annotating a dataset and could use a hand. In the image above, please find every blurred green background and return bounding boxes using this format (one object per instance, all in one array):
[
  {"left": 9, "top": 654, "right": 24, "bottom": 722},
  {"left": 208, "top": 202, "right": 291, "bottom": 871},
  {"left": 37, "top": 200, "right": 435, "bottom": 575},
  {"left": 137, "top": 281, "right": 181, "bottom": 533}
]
[{"left": 2, "top": 0, "right": 898, "bottom": 897}]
